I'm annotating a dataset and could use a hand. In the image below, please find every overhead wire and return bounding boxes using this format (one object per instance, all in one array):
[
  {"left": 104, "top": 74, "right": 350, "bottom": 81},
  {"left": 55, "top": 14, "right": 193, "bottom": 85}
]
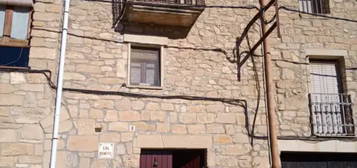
[{"left": 3, "top": 0, "right": 356, "bottom": 144}]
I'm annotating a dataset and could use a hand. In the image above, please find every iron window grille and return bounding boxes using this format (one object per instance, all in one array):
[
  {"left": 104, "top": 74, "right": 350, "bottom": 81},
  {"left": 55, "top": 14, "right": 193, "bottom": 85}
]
[
  {"left": 299, "top": 0, "right": 330, "bottom": 14},
  {"left": 309, "top": 93, "right": 354, "bottom": 137}
]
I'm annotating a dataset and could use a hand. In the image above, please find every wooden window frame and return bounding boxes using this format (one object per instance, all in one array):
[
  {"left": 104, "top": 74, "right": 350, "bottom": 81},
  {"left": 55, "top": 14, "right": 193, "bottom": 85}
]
[
  {"left": 127, "top": 43, "right": 164, "bottom": 89},
  {"left": 0, "top": 6, "right": 32, "bottom": 47}
]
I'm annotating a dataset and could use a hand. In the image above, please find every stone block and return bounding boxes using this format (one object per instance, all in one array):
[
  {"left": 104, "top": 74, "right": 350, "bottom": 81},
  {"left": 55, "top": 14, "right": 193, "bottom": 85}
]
[
  {"left": 76, "top": 64, "right": 101, "bottom": 73},
  {"left": 0, "top": 156, "right": 16, "bottom": 167},
  {"left": 206, "top": 104, "right": 225, "bottom": 113},
  {"left": 89, "top": 109, "right": 104, "bottom": 119},
  {"left": 188, "top": 105, "right": 206, "bottom": 113},
  {"left": 187, "top": 124, "right": 206, "bottom": 134},
  {"left": 108, "top": 122, "right": 128, "bottom": 132},
  {"left": 132, "top": 122, "right": 155, "bottom": 131},
  {"left": 156, "top": 123, "right": 169, "bottom": 133},
  {"left": 104, "top": 110, "right": 118, "bottom": 121},
  {"left": 163, "top": 135, "right": 212, "bottom": 148},
  {"left": 145, "top": 102, "right": 160, "bottom": 111},
  {"left": 119, "top": 111, "right": 141, "bottom": 121},
  {"left": 79, "top": 158, "right": 90, "bottom": 168},
  {"left": 30, "top": 47, "right": 57, "bottom": 59},
  {"left": 150, "top": 111, "right": 166, "bottom": 122},
  {"left": 0, "top": 94, "right": 24, "bottom": 105},
  {"left": 207, "top": 124, "right": 225, "bottom": 134},
  {"left": 21, "top": 124, "right": 44, "bottom": 140},
  {"left": 0, "top": 129, "right": 17, "bottom": 142},
  {"left": 171, "top": 124, "right": 187, "bottom": 134},
  {"left": 216, "top": 113, "right": 236, "bottom": 123},
  {"left": 121, "top": 133, "right": 133, "bottom": 142},
  {"left": 10, "top": 72, "right": 26, "bottom": 84},
  {"left": 67, "top": 136, "right": 98, "bottom": 152},
  {"left": 0, "top": 84, "right": 16, "bottom": 93},
  {"left": 220, "top": 144, "right": 250, "bottom": 155},
  {"left": 100, "top": 133, "right": 121, "bottom": 142},
  {"left": 179, "top": 113, "right": 197, "bottom": 123},
  {"left": 160, "top": 103, "right": 174, "bottom": 111},
  {"left": 1, "top": 143, "right": 33, "bottom": 155},
  {"left": 94, "top": 100, "right": 114, "bottom": 109},
  {"left": 75, "top": 119, "right": 95, "bottom": 135},
  {"left": 131, "top": 101, "right": 145, "bottom": 110},
  {"left": 115, "top": 99, "right": 131, "bottom": 111},
  {"left": 19, "top": 156, "right": 42, "bottom": 164},
  {"left": 63, "top": 72, "right": 86, "bottom": 81},
  {"left": 214, "top": 135, "right": 233, "bottom": 144},
  {"left": 197, "top": 113, "right": 215, "bottom": 123}
]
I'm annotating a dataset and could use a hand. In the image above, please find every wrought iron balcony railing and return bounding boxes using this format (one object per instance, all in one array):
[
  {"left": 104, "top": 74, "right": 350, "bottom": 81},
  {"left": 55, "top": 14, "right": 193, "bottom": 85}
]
[
  {"left": 309, "top": 93, "right": 355, "bottom": 137},
  {"left": 130, "top": 0, "right": 205, "bottom": 5}
]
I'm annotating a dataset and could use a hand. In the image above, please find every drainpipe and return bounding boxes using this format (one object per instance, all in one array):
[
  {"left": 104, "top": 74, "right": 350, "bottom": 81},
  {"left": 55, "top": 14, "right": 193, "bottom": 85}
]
[
  {"left": 49, "top": 0, "right": 71, "bottom": 167},
  {"left": 258, "top": 0, "right": 281, "bottom": 167}
]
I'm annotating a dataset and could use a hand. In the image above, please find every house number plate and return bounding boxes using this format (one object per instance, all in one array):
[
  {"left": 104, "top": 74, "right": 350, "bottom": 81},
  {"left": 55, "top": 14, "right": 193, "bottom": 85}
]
[{"left": 98, "top": 143, "right": 115, "bottom": 159}]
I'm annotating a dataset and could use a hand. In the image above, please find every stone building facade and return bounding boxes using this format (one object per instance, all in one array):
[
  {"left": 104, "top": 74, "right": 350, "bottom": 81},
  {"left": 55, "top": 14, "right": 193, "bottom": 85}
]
[{"left": 0, "top": 0, "right": 356, "bottom": 168}]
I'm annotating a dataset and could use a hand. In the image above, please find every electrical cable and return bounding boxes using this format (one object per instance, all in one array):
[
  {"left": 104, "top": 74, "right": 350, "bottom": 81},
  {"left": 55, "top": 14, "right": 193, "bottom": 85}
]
[{"left": 2, "top": 65, "right": 357, "bottom": 142}]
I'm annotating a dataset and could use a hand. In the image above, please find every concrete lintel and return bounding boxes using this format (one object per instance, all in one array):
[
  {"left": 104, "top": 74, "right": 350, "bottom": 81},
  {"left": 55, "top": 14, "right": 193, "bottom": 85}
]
[
  {"left": 124, "top": 34, "right": 168, "bottom": 45},
  {"left": 305, "top": 49, "right": 348, "bottom": 57},
  {"left": 135, "top": 134, "right": 212, "bottom": 149},
  {"left": 279, "top": 139, "right": 357, "bottom": 153}
]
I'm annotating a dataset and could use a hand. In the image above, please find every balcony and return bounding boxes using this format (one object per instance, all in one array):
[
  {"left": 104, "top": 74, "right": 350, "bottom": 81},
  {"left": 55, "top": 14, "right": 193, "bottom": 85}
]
[
  {"left": 309, "top": 93, "right": 355, "bottom": 137},
  {"left": 114, "top": 0, "right": 205, "bottom": 27}
]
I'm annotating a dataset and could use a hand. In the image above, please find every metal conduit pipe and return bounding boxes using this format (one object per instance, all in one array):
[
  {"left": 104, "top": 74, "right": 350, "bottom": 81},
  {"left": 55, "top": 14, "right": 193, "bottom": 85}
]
[{"left": 49, "top": 0, "right": 71, "bottom": 167}]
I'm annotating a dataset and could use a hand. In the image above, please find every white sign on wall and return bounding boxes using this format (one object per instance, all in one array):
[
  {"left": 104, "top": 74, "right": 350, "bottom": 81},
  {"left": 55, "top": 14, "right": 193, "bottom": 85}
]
[{"left": 98, "top": 143, "right": 115, "bottom": 159}]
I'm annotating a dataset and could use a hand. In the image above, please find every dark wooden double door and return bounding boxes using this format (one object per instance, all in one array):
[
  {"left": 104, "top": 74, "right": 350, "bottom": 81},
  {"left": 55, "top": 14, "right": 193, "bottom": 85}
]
[
  {"left": 282, "top": 152, "right": 357, "bottom": 168},
  {"left": 140, "top": 149, "right": 206, "bottom": 168}
]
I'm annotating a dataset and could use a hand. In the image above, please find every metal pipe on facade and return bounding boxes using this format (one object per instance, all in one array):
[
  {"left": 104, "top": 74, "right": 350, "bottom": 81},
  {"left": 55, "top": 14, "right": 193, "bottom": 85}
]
[
  {"left": 49, "top": 0, "right": 71, "bottom": 167},
  {"left": 258, "top": 0, "right": 281, "bottom": 167}
]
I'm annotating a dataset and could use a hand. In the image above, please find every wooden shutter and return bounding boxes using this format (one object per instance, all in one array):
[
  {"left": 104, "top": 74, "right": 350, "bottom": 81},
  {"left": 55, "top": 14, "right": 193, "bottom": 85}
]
[{"left": 310, "top": 61, "right": 340, "bottom": 94}]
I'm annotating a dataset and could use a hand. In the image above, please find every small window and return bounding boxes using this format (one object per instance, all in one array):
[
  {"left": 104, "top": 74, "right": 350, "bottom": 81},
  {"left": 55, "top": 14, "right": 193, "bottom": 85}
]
[
  {"left": 299, "top": 0, "right": 330, "bottom": 14},
  {"left": 129, "top": 46, "right": 161, "bottom": 87},
  {"left": 0, "top": 5, "right": 31, "bottom": 67}
]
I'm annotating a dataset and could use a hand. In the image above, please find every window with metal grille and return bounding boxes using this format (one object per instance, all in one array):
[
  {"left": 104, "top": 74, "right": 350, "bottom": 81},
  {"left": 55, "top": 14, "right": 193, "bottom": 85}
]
[
  {"left": 130, "top": 46, "right": 161, "bottom": 87},
  {"left": 309, "top": 60, "right": 354, "bottom": 136},
  {"left": 299, "top": 0, "right": 330, "bottom": 14}
]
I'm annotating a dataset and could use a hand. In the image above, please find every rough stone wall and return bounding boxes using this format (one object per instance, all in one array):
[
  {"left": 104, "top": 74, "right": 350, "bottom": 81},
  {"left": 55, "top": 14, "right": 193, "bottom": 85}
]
[
  {"left": 0, "top": 0, "right": 62, "bottom": 167},
  {"left": 0, "top": 0, "right": 356, "bottom": 168},
  {"left": 275, "top": 0, "right": 357, "bottom": 136}
]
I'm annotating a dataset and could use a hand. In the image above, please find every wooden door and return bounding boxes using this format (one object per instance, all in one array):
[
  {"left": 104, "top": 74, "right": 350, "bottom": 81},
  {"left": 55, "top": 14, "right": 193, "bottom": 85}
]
[
  {"left": 140, "top": 149, "right": 205, "bottom": 168},
  {"left": 180, "top": 155, "right": 200, "bottom": 168},
  {"left": 140, "top": 150, "right": 172, "bottom": 168}
]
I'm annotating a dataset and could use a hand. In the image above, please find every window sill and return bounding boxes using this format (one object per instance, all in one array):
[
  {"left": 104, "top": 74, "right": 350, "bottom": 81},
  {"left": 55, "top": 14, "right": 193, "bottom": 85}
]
[
  {"left": 0, "top": 37, "right": 29, "bottom": 48},
  {"left": 0, "top": 65, "right": 30, "bottom": 70},
  {"left": 126, "top": 84, "right": 163, "bottom": 90}
]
